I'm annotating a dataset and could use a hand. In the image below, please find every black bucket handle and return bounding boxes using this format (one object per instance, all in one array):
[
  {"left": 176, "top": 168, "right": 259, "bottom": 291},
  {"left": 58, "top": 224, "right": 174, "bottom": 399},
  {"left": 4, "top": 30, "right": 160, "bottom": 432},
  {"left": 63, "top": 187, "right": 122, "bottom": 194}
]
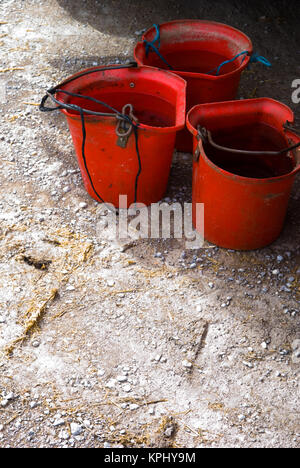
[{"left": 193, "top": 124, "right": 300, "bottom": 162}]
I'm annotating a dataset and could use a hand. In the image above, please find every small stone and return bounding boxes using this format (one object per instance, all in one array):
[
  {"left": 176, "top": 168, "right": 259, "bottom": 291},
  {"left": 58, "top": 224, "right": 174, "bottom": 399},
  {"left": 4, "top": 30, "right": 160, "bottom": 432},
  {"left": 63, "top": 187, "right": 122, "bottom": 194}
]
[
  {"left": 70, "top": 422, "right": 83, "bottom": 436},
  {"left": 117, "top": 375, "right": 127, "bottom": 382},
  {"left": 107, "top": 279, "right": 115, "bottom": 287},
  {"left": 196, "top": 304, "right": 202, "bottom": 313},
  {"left": 31, "top": 340, "right": 40, "bottom": 348},
  {"left": 208, "top": 282, "right": 214, "bottom": 289},
  {"left": 0, "top": 317, "right": 5, "bottom": 323},
  {"left": 134, "top": 28, "right": 146, "bottom": 35},
  {"left": 276, "top": 255, "right": 283, "bottom": 262},
  {"left": 53, "top": 418, "right": 65, "bottom": 427},
  {"left": 261, "top": 342, "right": 268, "bottom": 349},
  {"left": 243, "top": 361, "right": 253, "bottom": 368},
  {"left": 105, "top": 379, "right": 117, "bottom": 389},
  {"left": 272, "top": 269, "right": 280, "bottom": 275},
  {"left": 0, "top": 399, "right": 8, "bottom": 407},
  {"left": 129, "top": 404, "right": 139, "bottom": 410},
  {"left": 63, "top": 186, "right": 71, "bottom": 193},
  {"left": 123, "top": 384, "right": 132, "bottom": 393},
  {"left": 182, "top": 359, "right": 192, "bottom": 368},
  {"left": 79, "top": 202, "right": 88, "bottom": 209},
  {"left": 59, "top": 430, "right": 70, "bottom": 440},
  {"left": 164, "top": 425, "right": 175, "bottom": 437}
]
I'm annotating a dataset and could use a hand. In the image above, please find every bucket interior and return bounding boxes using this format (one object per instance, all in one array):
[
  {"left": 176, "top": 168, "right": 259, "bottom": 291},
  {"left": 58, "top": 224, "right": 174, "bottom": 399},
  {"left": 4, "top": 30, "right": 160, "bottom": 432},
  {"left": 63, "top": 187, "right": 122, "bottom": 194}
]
[
  {"left": 56, "top": 68, "right": 184, "bottom": 128},
  {"left": 203, "top": 123, "right": 295, "bottom": 178},
  {"left": 136, "top": 21, "right": 252, "bottom": 75},
  {"left": 65, "top": 90, "right": 175, "bottom": 127}
]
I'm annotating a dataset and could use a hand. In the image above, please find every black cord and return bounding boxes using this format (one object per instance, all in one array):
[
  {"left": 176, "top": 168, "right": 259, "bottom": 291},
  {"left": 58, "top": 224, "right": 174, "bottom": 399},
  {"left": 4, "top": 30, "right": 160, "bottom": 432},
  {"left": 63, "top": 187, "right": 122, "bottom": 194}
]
[
  {"left": 79, "top": 108, "right": 106, "bottom": 205},
  {"left": 47, "top": 62, "right": 138, "bottom": 94},
  {"left": 40, "top": 64, "right": 142, "bottom": 210},
  {"left": 79, "top": 108, "right": 142, "bottom": 211},
  {"left": 133, "top": 126, "right": 142, "bottom": 203}
]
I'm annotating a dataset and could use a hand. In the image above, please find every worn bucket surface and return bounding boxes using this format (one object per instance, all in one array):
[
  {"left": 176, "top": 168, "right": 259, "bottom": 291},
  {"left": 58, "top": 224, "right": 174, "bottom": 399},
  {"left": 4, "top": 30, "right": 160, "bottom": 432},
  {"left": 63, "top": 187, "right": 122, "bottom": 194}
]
[
  {"left": 187, "top": 98, "right": 300, "bottom": 250},
  {"left": 134, "top": 20, "right": 253, "bottom": 152},
  {"left": 55, "top": 65, "right": 186, "bottom": 208}
]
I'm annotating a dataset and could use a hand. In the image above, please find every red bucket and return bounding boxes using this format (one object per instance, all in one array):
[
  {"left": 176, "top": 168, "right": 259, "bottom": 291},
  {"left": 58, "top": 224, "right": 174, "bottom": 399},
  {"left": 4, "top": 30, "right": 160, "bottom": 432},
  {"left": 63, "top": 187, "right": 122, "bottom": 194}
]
[
  {"left": 41, "top": 65, "right": 186, "bottom": 208},
  {"left": 134, "top": 20, "right": 253, "bottom": 153},
  {"left": 187, "top": 98, "right": 300, "bottom": 250}
]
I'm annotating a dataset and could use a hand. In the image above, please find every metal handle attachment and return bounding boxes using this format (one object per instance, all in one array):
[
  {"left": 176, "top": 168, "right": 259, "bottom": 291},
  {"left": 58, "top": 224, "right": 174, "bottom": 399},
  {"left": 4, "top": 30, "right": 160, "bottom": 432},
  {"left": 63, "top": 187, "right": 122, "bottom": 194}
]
[{"left": 116, "top": 104, "right": 139, "bottom": 148}]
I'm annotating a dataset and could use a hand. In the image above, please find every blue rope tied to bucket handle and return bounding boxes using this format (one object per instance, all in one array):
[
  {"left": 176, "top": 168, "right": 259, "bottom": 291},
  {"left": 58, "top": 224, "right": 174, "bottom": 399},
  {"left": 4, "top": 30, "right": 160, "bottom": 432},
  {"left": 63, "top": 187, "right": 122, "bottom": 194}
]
[
  {"left": 143, "top": 24, "right": 174, "bottom": 69},
  {"left": 250, "top": 53, "right": 272, "bottom": 67},
  {"left": 143, "top": 24, "right": 271, "bottom": 75},
  {"left": 207, "top": 51, "right": 271, "bottom": 76}
]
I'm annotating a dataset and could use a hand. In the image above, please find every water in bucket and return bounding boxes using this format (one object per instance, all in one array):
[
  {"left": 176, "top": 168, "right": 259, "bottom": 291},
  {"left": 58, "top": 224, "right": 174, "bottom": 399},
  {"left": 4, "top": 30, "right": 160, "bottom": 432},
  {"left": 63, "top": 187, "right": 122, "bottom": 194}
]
[
  {"left": 203, "top": 123, "right": 295, "bottom": 179},
  {"left": 64, "top": 89, "right": 176, "bottom": 128}
]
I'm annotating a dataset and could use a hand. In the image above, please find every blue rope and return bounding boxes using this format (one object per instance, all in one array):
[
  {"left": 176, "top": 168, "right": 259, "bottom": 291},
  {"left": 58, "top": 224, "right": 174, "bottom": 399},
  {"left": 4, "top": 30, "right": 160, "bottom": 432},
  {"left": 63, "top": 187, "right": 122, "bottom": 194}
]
[
  {"left": 206, "top": 50, "right": 249, "bottom": 76},
  {"left": 207, "top": 50, "right": 271, "bottom": 76},
  {"left": 143, "top": 25, "right": 271, "bottom": 76},
  {"left": 249, "top": 53, "right": 272, "bottom": 67},
  {"left": 143, "top": 24, "right": 174, "bottom": 70}
]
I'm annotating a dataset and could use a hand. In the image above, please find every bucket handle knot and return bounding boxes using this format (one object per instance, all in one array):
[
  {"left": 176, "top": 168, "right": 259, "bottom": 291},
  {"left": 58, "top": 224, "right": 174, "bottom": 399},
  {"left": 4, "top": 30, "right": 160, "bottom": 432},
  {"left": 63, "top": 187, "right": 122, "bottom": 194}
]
[
  {"left": 116, "top": 104, "right": 139, "bottom": 148},
  {"left": 194, "top": 124, "right": 300, "bottom": 162}
]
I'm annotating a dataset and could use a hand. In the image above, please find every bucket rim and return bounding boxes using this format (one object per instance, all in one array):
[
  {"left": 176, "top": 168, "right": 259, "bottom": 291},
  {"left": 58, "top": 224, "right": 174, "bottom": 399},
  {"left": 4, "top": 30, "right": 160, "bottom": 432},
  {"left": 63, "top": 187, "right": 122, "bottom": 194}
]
[
  {"left": 186, "top": 98, "right": 295, "bottom": 137},
  {"left": 134, "top": 19, "right": 253, "bottom": 79},
  {"left": 55, "top": 64, "right": 187, "bottom": 134},
  {"left": 186, "top": 101, "right": 300, "bottom": 183}
]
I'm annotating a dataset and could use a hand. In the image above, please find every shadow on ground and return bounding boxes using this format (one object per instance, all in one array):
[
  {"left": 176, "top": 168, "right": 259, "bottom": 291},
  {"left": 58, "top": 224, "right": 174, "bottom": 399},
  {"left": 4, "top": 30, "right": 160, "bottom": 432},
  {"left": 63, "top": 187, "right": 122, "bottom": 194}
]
[{"left": 56, "top": 0, "right": 300, "bottom": 38}]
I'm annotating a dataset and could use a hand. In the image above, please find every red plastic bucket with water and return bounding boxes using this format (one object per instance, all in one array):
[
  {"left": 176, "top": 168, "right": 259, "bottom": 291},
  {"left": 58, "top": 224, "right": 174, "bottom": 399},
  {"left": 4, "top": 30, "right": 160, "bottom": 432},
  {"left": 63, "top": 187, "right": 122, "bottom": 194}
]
[
  {"left": 134, "top": 20, "right": 253, "bottom": 153},
  {"left": 187, "top": 98, "right": 300, "bottom": 250},
  {"left": 42, "top": 65, "right": 186, "bottom": 208}
]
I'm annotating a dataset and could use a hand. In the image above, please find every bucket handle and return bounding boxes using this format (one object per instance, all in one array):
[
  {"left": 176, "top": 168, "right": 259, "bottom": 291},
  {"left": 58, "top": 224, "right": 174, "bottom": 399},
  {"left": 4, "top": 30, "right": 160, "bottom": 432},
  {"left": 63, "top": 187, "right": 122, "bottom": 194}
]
[
  {"left": 39, "top": 63, "right": 143, "bottom": 210},
  {"left": 193, "top": 125, "right": 300, "bottom": 162},
  {"left": 116, "top": 104, "right": 139, "bottom": 148}
]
